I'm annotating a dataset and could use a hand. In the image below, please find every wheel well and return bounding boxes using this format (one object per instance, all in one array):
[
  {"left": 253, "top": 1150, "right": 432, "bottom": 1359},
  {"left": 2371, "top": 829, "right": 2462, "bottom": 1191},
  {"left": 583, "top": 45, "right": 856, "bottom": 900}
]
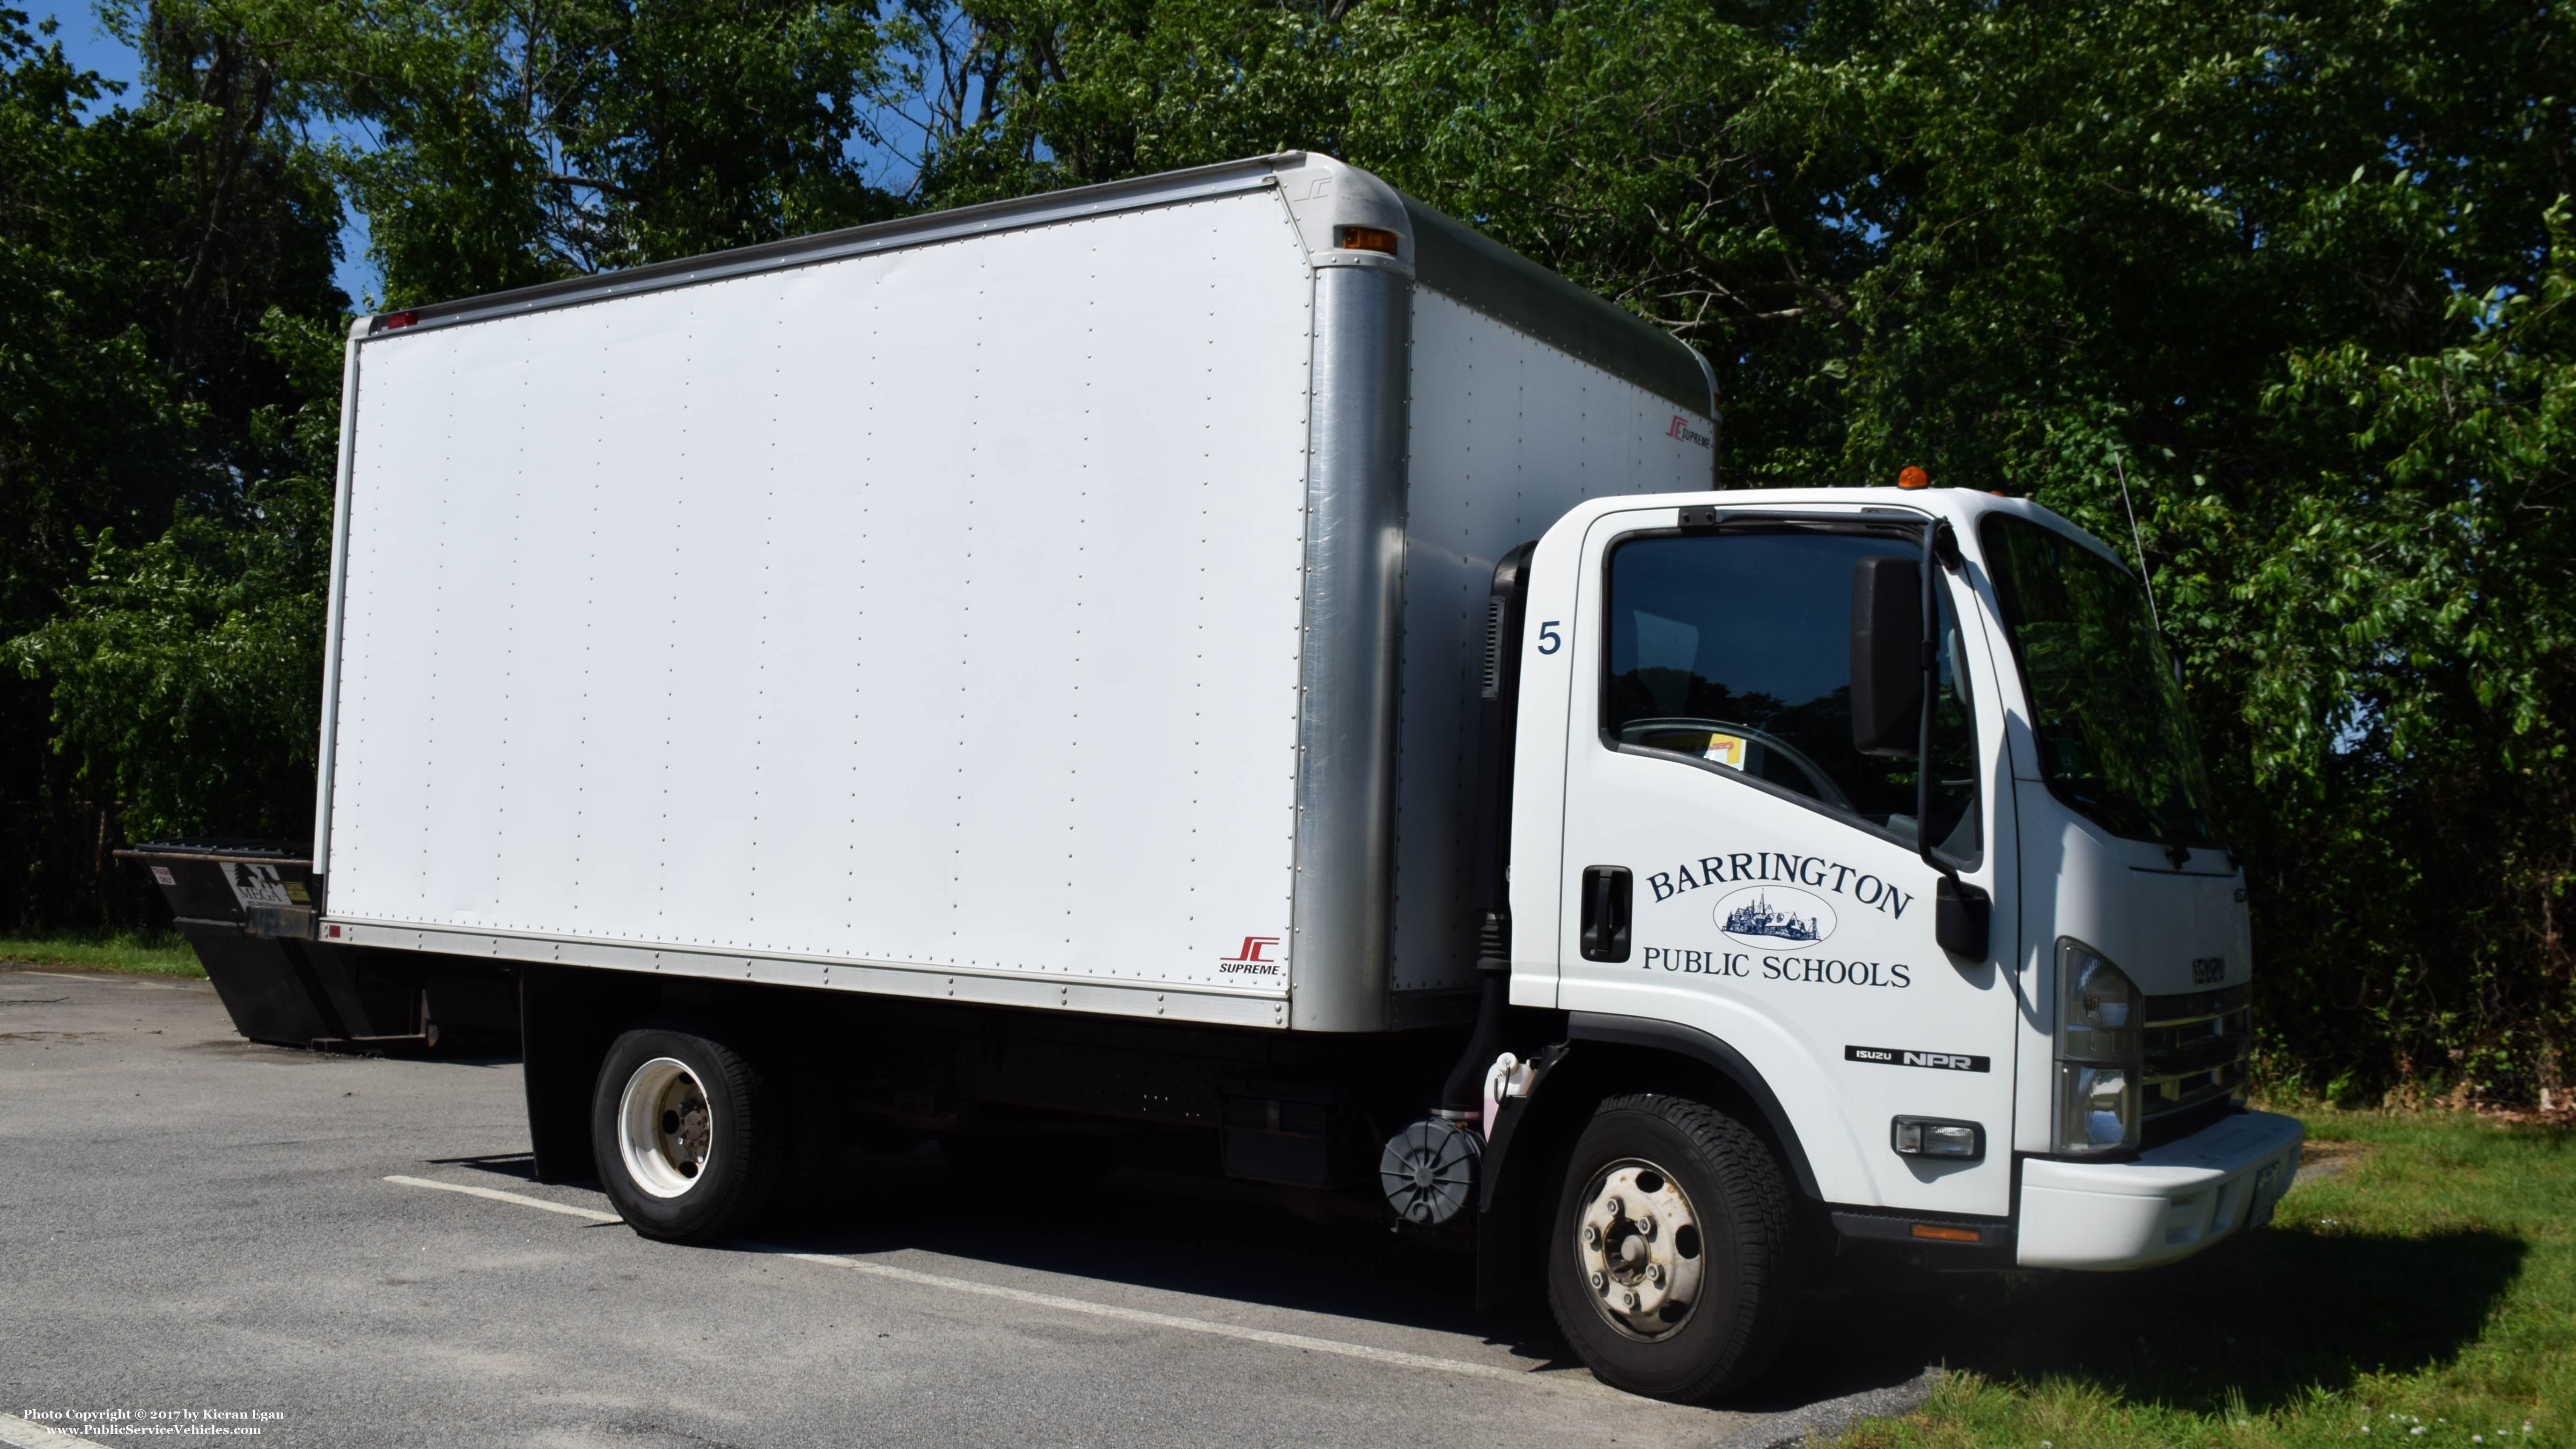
[
  {"left": 521, "top": 965, "right": 780, "bottom": 1183},
  {"left": 1476, "top": 1026, "right": 1825, "bottom": 1308},
  {"left": 1517, "top": 1043, "right": 1816, "bottom": 1201},
  {"left": 1559, "top": 1015, "right": 1820, "bottom": 1199}
]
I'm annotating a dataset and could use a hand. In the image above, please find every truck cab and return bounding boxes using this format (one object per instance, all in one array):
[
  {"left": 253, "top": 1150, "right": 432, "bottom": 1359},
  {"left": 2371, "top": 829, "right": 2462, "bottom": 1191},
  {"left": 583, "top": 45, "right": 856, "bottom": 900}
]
[{"left": 1463, "top": 484, "right": 2299, "bottom": 1394}]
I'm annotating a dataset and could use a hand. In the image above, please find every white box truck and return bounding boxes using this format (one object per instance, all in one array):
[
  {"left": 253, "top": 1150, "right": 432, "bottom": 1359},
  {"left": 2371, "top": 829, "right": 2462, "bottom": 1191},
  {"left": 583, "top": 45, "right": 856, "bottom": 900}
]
[{"left": 309, "top": 151, "right": 2302, "bottom": 1401}]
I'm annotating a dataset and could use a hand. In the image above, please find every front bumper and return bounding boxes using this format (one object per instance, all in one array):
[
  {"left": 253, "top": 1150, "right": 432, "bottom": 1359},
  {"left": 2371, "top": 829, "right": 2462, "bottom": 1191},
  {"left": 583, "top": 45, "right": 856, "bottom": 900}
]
[{"left": 2016, "top": 1110, "right": 2303, "bottom": 1270}]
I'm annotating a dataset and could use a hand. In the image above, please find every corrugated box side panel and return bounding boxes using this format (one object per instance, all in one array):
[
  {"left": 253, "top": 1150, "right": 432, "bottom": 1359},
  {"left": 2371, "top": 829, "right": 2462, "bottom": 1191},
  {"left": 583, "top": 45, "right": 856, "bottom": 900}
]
[
  {"left": 1388, "top": 289, "right": 1714, "bottom": 994},
  {"left": 326, "top": 189, "right": 1315, "bottom": 997}
]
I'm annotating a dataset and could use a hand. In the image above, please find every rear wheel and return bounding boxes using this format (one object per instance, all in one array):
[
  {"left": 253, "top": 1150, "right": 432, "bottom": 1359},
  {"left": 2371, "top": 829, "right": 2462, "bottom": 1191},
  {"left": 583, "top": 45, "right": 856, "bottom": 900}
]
[
  {"left": 1545, "top": 1093, "right": 1798, "bottom": 1401},
  {"left": 592, "top": 1028, "right": 786, "bottom": 1242}
]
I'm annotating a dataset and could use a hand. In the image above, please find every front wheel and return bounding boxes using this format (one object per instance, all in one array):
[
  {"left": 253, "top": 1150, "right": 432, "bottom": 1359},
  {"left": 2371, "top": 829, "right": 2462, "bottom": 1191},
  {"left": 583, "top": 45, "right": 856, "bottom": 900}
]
[
  {"left": 1545, "top": 1093, "right": 1799, "bottom": 1401},
  {"left": 592, "top": 1027, "right": 786, "bottom": 1242}
]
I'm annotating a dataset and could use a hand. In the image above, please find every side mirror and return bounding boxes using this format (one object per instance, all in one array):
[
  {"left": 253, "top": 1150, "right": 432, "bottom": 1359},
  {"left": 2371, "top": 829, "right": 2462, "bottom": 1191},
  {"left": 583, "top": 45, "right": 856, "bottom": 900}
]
[{"left": 1850, "top": 556, "right": 1923, "bottom": 756}]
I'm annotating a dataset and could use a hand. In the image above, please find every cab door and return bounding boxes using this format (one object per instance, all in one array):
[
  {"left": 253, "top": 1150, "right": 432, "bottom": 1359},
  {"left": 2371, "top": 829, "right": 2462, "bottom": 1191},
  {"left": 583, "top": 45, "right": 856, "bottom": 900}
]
[{"left": 1553, "top": 505, "right": 2018, "bottom": 1216}]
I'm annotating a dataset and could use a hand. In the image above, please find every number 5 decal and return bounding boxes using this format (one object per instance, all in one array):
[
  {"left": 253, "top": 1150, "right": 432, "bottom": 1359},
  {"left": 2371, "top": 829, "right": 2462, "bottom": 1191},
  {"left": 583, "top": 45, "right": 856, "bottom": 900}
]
[{"left": 1537, "top": 621, "right": 1563, "bottom": 655}]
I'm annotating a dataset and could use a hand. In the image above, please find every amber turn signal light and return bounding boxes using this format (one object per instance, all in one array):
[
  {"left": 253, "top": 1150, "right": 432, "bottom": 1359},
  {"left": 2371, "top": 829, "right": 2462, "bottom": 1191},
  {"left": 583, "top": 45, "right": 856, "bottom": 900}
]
[
  {"left": 1910, "top": 1223, "right": 1982, "bottom": 1242},
  {"left": 1336, "top": 225, "right": 1401, "bottom": 256}
]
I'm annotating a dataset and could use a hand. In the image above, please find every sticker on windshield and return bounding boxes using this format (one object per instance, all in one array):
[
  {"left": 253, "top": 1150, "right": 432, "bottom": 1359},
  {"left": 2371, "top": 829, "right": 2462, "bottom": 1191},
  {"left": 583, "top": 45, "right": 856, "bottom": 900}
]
[
  {"left": 1715, "top": 885, "right": 1836, "bottom": 947},
  {"left": 1703, "top": 733, "right": 1746, "bottom": 770}
]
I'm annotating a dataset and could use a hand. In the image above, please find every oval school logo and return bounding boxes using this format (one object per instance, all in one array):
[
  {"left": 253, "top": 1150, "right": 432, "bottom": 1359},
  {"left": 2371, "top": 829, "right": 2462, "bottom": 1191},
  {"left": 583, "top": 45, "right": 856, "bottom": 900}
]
[{"left": 1714, "top": 885, "right": 1835, "bottom": 948}]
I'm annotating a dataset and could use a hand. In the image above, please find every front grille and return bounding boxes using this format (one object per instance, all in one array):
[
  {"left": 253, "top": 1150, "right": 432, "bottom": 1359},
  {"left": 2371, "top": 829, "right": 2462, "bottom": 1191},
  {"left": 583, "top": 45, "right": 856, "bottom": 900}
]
[{"left": 2140, "top": 983, "right": 2252, "bottom": 1146}]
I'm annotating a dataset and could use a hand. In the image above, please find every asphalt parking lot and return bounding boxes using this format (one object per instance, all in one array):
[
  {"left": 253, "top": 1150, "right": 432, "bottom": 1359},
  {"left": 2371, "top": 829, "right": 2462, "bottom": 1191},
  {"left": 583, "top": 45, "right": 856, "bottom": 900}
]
[{"left": 1, "top": 968, "right": 1935, "bottom": 1448}]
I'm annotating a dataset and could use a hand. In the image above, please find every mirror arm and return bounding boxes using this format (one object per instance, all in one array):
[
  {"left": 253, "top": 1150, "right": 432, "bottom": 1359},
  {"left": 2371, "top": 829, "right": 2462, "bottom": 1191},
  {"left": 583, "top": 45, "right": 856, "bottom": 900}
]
[
  {"left": 1915, "top": 521, "right": 1943, "bottom": 881},
  {"left": 1919, "top": 521, "right": 1991, "bottom": 959}
]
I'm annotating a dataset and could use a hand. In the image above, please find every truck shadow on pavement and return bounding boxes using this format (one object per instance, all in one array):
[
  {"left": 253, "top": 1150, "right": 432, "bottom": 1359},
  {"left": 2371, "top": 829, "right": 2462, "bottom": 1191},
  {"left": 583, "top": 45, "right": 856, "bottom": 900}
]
[
  {"left": 424, "top": 1138, "right": 2524, "bottom": 1415},
  {"left": 806, "top": 1150, "right": 1563, "bottom": 1352},
  {"left": 1798, "top": 1221, "right": 2527, "bottom": 1415}
]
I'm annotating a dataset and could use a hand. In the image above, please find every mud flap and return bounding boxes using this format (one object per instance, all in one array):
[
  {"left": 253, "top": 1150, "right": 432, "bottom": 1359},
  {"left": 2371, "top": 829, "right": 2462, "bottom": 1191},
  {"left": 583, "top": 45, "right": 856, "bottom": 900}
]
[
  {"left": 521, "top": 965, "right": 654, "bottom": 1184},
  {"left": 1471, "top": 1043, "right": 1572, "bottom": 1309},
  {"left": 1475, "top": 1189, "right": 1530, "bottom": 1309}
]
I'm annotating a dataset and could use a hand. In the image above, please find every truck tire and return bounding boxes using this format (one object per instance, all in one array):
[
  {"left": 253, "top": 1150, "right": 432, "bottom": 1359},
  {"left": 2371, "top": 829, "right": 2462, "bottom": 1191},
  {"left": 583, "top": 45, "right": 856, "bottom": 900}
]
[
  {"left": 1544, "top": 1093, "right": 1798, "bottom": 1402},
  {"left": 592, "top": 1028, "right": 787, "bottom": 1243}
]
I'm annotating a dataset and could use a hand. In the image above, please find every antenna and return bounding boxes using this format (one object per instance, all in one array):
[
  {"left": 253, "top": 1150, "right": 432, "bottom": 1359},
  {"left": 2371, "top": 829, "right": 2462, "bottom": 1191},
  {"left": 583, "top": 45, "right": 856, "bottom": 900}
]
[{"left": 2113, "top": 454, "right": 2164, "bottom": 636}]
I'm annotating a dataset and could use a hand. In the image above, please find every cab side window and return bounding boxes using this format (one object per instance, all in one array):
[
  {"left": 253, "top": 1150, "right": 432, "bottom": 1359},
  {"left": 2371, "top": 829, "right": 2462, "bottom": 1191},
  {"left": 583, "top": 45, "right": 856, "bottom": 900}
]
[{"left": 1603, "top": 529, "right": 1979, "bottom": 862}]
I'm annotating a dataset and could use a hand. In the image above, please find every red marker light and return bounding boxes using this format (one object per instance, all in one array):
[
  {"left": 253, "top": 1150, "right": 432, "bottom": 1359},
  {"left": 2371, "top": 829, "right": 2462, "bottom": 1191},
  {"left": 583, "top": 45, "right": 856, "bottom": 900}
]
[{"left": 382, "top": 311, "right": 420, "bottom": 331}]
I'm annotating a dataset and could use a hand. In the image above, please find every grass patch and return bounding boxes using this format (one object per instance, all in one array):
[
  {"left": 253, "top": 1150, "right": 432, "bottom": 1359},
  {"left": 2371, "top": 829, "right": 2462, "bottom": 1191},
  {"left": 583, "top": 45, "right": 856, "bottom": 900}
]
[
  {"left": 1826, "top": 1109, "right": 2571, "bottom": 1449},
  {"left": 0, "top": 931, "right": 205, "bottom": 978}
]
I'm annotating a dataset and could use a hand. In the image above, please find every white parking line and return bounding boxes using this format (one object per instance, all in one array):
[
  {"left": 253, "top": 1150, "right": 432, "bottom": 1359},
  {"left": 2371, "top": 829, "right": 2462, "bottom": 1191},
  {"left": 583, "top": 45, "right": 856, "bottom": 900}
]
[
  {"left": 382, "top": 1174, "right": 1584, "bottom": 1390},
  {"left": 383, "top": 1175, "right": 621, "bottom": 1222},
  {"left": 0, "top": 1412, "right": 110, "bottom": 1449},
  {"left": 747, "top": 1243, "right": 1545, "bottom": 1382}
]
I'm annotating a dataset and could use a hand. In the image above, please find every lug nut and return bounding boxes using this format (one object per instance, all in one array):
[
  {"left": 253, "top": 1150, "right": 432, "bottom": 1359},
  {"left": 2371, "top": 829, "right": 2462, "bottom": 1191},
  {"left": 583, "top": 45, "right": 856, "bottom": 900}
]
[
  {"left": 1590, "top": 1271, "right": 1606, "bottom": 1292},
  {"left": 1635, "top": 1216, "right": 1656, "bottom": 1240},
  {"left": 1648, "top": 1264, "right": 1663, "bottom": 1285},
  {"left": 1604, "top": 1196, "right": 1623, "bottom": 1217},
  {"left": 1623, "top": 1290, "right": 1640, "bottom": 1311},
  {"left": 1583, "top": 1224, "right": 1600, "bottom": 1248}
]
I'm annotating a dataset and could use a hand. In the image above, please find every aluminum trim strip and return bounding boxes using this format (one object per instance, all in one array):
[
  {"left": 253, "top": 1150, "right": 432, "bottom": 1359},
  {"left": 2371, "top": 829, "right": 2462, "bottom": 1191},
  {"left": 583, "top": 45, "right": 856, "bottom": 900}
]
[
  {"left": 1286, "top": 263, "right": 1411, "bottom": 1032},
  {"left": 311, "top": 317, "right": 367, "bottom": 876},
  {"left": 321, "top": 919, "right": 1292, "bottom": 1028}
]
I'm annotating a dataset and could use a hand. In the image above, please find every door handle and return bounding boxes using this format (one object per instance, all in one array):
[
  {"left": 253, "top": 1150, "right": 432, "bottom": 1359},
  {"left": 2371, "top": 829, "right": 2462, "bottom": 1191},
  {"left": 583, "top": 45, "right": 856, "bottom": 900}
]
[{"left": 1580, "top": 866, "right": 1633, "bottom": 962}]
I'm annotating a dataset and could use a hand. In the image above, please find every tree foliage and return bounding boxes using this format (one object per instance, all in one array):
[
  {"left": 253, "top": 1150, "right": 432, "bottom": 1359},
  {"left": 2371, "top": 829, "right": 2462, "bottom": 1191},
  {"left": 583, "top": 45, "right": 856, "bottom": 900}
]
[
  {"left": 11, "top": 309, "right": 341, "bottom": 844},
  {"left": 2240, "top": 214, "right": 2576, "bottom": 1102},
  {"left": 112, "top": 0, "right": 914, "bottom": 303},
  {"left": 0, "top": 4, "right": 343, "bottom": 917},
  {"left": 327, "top": 0, "right": 912, "bottom": 301}
]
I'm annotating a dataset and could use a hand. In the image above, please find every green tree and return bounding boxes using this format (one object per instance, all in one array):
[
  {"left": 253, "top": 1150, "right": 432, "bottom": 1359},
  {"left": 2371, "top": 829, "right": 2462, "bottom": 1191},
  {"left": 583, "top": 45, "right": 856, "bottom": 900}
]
[
  {"left": 12, "top": 310, "right": 343, "bottom": 845},
  {"left": 126, "top": 0, "right": 915, "bottom": 304},
  {"left": 2239, "top": 211, "right": 2576, "bottom": 1104},
  {"left": 0, "top": 4, "right": 344, "bottom": 921}
]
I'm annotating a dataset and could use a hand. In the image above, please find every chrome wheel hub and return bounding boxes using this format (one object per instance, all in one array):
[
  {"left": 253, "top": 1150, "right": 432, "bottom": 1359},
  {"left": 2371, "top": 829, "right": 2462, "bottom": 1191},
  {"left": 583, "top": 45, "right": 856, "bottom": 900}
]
[
  {"left": 1575, "top": 1159, "right": 1704, "bottom": 1340},
  {"left": 618, "top": 1057, "right": 713, "bottom": 1199}
]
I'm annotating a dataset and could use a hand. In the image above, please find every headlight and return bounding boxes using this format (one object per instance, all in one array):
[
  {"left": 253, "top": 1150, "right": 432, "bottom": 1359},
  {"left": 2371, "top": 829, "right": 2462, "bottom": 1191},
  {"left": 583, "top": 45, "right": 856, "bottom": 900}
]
[
  {"left": 2059, "top": 1065, "right": 2138, "bottom": 1151},
  {"left": 2053, "top": 939, "right": 2141, "bottom": 1155}
]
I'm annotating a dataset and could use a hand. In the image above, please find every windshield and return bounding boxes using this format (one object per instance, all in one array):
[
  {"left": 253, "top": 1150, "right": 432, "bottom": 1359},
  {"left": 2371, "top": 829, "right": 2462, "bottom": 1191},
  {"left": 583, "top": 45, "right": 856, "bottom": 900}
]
[{"left": 1980, "top": 515, "right": 2223, "bottom": 848}]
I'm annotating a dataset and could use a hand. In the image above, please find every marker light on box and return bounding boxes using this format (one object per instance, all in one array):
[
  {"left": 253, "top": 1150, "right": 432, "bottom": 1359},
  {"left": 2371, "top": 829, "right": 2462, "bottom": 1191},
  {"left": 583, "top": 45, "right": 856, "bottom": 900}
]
[{"left": 1336, "top": 225, "right": 1400, "bottom": 255}]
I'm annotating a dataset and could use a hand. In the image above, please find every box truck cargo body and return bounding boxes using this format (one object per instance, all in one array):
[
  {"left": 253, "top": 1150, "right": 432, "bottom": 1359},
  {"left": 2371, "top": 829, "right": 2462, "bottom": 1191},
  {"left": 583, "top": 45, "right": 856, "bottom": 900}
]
[
  {"left": 298, "top": 152, "right": 2302, "bottom": 1401},
  {"left": 316, "top": 152, "right": 1710, "bottom": 1030}
]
